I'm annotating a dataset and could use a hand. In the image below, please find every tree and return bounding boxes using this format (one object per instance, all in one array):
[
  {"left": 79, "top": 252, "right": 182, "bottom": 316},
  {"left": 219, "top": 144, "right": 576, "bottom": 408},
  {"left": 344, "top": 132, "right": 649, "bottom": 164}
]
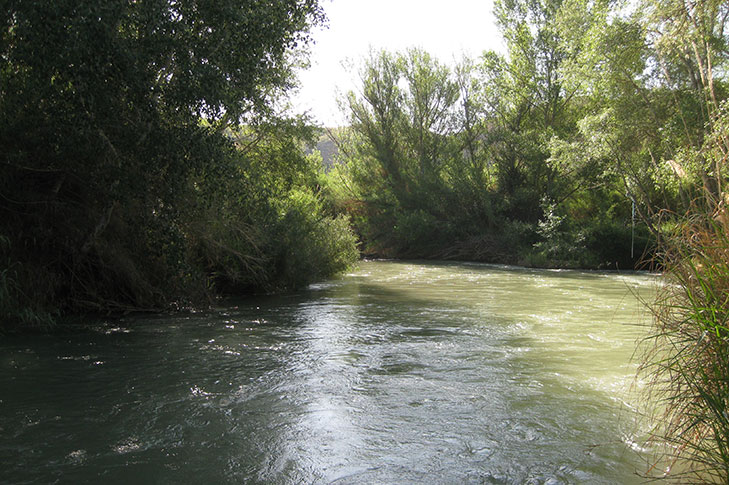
[
  {"left": 339, "top": 49, "right": 470, "bottom": 256},
  {"left": 643, "top": 0, "right": 729, "bottom": 208},
  {"left": 551, "top": 0, "right": 728, "bottom": 230},
  {"left": 480, "top": 0, "right": 574, "bottom": 221},
  {"left": 0, "top": 0, "right": 328, "bottom": 324}
]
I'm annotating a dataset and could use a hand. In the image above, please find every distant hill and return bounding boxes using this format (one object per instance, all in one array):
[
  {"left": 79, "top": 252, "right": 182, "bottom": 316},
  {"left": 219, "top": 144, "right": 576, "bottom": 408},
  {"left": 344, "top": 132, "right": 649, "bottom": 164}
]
[
  {"left": 315, "top": 134, "right": 339, "bottom": 170},
  {"left": 306, "top": 128, "right": 346, "bottom": 171}
]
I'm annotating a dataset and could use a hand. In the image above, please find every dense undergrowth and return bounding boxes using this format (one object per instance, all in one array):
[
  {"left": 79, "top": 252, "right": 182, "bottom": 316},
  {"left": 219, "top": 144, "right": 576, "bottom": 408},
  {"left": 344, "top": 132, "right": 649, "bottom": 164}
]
[{"left": 0, "top": 120, "right": 359, "bottom": 331}]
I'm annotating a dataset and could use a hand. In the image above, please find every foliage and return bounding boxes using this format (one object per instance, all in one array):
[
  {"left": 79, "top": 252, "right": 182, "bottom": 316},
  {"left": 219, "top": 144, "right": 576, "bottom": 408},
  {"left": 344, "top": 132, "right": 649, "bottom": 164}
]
[
  {"left": 267, "top": 189, "right": 359, "bottom": 288},
  {"left": 639, "top": 95, "right": 729, "bottom": 484},
  {"left": 330, "top": 0, "right": 648, "bottom": 268},
  {"left": 186, "top": 119, "right": 358, "bottom": 294},
  {"left": 0, "top": 1, "right": 361, "bottom": 328}
]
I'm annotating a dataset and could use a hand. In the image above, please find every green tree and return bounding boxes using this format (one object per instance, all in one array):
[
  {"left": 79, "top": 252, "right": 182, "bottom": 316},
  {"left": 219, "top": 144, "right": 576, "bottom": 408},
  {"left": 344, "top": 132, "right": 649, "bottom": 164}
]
[
  {"left": 0, "top": 0, "right": 339, "bottom": 325},
  {"left": 552, "top": 0, "right": 728, "bottom": 232},
  {"left": 339, "top": 49, "right": 468, "bottom": 256},
  {"left": 481, "top": 0, "right": 574, "bottom": 221}
]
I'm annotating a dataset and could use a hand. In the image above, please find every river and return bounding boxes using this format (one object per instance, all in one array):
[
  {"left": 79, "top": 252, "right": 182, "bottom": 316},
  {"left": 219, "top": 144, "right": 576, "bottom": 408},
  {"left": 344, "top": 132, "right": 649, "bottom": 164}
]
[{"left": 1, "top": 260, "right": 656, "bottom": 484}]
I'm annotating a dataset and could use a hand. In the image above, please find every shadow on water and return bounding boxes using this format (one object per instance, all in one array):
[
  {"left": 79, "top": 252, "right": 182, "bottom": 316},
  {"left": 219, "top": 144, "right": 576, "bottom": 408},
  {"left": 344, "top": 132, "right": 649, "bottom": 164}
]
[{"left": 0, "top": 260, "right": 652, "bottom": 484}]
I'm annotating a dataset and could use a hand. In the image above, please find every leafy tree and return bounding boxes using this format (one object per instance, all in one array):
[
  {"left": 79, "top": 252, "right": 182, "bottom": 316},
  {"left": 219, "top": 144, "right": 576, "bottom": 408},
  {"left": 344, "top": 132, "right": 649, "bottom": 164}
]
[
  {"left": 0, "top": 0, "right": 359, "bottom": 327},
  {"left": 643, "top": 0, "right": 729, "bottom": 208},
  {"left": 480, "top": 0, "right": 575, "bottom": 221},
  {"left": 338, "top": 49, "right": 472, "bottom": 256},
  {"left": 551, "top": 0, "right": 728, "bottom": 232},
  {"left": 332, "top": 0, "right": 659, "bottom": 268}
]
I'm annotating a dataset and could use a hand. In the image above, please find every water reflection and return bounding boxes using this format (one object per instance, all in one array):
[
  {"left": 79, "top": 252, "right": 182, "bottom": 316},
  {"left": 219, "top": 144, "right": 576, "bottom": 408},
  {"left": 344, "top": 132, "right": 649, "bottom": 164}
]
[{"left": 0, "top": 260, "right": 654, "bottom": 483}]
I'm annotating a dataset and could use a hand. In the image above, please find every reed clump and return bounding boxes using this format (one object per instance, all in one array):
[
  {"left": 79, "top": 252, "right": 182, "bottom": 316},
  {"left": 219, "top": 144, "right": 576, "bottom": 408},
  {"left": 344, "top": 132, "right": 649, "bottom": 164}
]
[{"left": 641, "top": 212, "right": 729, "bottom": 483}]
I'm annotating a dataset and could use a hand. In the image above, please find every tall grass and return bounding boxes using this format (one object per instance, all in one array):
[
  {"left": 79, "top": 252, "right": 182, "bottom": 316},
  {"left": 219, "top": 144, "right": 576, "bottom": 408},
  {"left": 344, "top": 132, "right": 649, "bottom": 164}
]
[{"left": 640, "top": 214, "right": 729, "bottom": 483}]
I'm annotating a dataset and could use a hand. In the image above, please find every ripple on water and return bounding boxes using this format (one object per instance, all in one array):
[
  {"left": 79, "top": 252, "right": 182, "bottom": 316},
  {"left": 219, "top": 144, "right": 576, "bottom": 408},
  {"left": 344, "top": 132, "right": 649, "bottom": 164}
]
[{"left": 0, "top": 260, "right": 653, "bottom": 484}]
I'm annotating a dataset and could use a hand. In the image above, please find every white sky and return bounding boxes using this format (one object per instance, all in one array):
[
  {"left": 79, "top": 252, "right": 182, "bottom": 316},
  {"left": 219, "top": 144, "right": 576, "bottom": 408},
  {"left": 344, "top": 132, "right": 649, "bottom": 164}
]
[{"left": 290, "top": 0, "right": 503, "bottom": 126}]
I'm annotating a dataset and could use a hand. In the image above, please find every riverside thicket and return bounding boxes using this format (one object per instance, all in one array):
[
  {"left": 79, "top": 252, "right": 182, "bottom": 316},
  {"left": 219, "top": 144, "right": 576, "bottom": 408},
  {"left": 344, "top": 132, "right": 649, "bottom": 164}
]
[{"left": 0, "top": 1, "right": 358, "bottom": 328}]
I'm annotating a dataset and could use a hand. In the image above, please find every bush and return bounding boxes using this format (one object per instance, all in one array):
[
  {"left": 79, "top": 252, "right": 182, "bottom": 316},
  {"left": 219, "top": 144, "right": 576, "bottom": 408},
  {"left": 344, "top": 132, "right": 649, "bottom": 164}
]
[
  {"left": 268, "top": 189, "right": 359, "bottom": 289},
  {"left": 531, "top": 200, "right": 587, "bottom": 267},
  {"left": 526, "top": 201, "right": 653, "bottom": 269},
  {"left": 186, "top": 133, "right": 360, "bottom": 295}
]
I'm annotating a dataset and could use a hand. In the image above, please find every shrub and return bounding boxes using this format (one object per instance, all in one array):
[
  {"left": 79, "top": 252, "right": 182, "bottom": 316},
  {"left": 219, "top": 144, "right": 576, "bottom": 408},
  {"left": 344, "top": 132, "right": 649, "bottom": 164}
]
[{"left": 268, "top": 188, "right": 359, "bottom": 289}]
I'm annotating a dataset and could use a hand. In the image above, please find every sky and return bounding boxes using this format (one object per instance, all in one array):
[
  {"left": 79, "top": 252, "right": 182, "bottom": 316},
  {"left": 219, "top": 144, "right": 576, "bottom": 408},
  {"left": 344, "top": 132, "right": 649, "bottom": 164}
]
[{"left": 290, "top": 0, "right": 503, "bottom": 126}]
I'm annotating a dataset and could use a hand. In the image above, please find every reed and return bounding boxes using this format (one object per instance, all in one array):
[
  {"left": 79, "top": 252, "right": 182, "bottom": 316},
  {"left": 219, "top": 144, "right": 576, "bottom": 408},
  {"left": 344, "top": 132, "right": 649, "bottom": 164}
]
[{"left": 641, "top": 214, "right": 729, "bottom": 483}]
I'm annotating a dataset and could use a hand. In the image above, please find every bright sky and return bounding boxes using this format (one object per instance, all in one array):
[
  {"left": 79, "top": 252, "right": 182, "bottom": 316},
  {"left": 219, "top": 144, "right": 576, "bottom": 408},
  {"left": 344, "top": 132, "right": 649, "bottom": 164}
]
[{"left": 291, "top": 0, "right": 503, "bottom": 126}]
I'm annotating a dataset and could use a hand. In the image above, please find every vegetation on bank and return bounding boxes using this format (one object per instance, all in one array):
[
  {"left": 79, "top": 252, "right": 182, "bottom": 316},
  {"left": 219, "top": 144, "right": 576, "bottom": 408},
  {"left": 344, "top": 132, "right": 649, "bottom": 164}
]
[
  {"left": 642, "top": 213, "right": 729, "bottom": 483},
  {"left": 0, "top": 1, "right": 358, "bottom": 329},
  {"left": 322, "top": 0, "right": 668, "bottom": 269},
  {"left": 640, "top": 94, "right": 729, "bottom": 482},
  {"left": 321, "top": 0, "right": 725, "bottom": 277}
]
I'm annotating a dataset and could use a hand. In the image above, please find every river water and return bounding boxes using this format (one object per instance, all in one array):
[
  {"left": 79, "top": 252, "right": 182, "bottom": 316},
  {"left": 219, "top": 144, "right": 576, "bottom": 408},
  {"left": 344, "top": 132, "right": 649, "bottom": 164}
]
[{"left": 1, "top": 260, "right": 656, "bottom": 484}]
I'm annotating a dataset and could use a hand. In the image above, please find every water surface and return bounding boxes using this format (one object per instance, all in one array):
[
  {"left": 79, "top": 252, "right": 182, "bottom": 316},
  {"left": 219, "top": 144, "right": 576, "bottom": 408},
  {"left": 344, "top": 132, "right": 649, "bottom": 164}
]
[{"left": 1, "top": 260, "right": 655, "bottom": 483}]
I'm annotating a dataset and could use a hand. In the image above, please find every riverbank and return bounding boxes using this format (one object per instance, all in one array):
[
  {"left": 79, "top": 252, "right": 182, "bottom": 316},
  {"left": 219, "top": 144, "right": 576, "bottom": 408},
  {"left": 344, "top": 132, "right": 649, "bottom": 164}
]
[{"left": 356, "top": 223, "right": 656, "bottom": 272}]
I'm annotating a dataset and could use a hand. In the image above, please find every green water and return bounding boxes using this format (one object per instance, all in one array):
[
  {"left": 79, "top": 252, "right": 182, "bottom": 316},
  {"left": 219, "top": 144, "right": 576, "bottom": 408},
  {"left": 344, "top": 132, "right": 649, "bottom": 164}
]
[{"left": 1, "top": 260, "right": 656, "bottom": 484}]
